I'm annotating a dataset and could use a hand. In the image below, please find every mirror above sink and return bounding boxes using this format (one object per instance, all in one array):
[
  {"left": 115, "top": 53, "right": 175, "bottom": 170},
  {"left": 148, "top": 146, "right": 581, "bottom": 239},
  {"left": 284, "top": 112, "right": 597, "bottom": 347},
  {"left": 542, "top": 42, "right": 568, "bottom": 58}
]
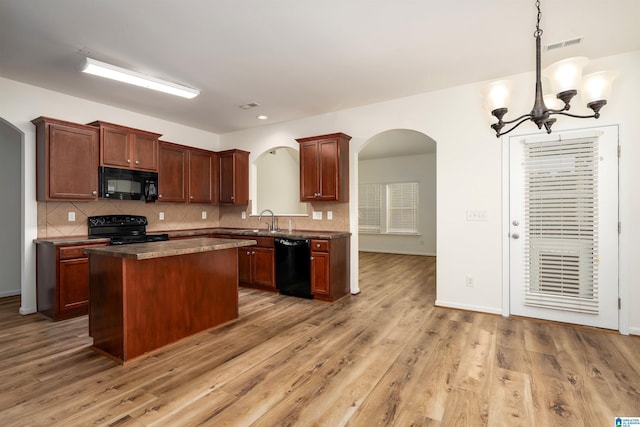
[{"left": 254, "top": 146, "right": 307, "bottom": 216}]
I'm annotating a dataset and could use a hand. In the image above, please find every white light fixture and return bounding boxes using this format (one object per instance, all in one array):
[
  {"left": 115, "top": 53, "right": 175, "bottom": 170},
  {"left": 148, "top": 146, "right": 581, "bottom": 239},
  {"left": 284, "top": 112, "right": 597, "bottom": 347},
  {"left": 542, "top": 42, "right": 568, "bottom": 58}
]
[
  {"left": 484, "top": 0, "right": 617, "bottom": 137},
  {"left": 82, "top": 58, "right": 199, "bottom": 99},
  {"left": 256, "top": 115, "right": 268, "bottom": 120}
]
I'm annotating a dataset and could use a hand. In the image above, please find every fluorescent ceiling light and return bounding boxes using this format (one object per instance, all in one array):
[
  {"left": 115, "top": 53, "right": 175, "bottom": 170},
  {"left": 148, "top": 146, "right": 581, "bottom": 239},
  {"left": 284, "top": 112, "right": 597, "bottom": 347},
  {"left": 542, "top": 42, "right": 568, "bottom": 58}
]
[{"left": 82, "top": 57, "right": 199, "bottom": 99}]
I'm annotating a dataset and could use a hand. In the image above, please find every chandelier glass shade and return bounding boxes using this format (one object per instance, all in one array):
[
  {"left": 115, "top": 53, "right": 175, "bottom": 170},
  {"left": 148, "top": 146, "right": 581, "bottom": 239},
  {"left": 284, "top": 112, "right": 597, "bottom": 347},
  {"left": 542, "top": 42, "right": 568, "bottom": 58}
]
[{"left": 484, "top": 1, "right": 618, "bottom": 137}]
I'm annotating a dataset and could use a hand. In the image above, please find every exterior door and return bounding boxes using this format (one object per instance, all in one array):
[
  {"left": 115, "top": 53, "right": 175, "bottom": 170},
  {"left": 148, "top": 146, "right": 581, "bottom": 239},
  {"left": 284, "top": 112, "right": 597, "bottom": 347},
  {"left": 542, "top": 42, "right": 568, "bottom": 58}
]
[{"left": 509, "top": 126, "right": 619, "bottom": 329}]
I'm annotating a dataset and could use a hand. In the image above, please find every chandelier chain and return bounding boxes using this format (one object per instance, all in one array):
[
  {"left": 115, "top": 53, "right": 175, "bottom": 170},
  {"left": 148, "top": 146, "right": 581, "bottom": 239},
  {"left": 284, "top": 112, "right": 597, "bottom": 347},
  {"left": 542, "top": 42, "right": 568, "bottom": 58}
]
[{"left": 534, "top": 0, "right": 543, "bottom": 38}]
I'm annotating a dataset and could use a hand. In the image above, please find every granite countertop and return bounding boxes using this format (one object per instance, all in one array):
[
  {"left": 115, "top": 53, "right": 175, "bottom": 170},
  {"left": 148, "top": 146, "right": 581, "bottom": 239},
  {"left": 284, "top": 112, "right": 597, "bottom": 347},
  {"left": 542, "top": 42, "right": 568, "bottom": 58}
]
[
  {"left": 83, "top": 237, "right": 257, "bottom": 260},
  {"left": 173, "top": 227, "right": 352, "bottom": 240},
  {"left": 34, "top": 228, "right": 351, "bottom": 245}
]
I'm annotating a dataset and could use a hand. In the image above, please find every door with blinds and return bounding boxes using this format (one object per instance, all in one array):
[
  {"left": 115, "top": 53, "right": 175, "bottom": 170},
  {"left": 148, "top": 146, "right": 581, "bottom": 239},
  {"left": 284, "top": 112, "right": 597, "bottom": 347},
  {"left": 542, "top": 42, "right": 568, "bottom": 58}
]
[{"left": 509, "top": 127, "right": 618, "bottom": 329}]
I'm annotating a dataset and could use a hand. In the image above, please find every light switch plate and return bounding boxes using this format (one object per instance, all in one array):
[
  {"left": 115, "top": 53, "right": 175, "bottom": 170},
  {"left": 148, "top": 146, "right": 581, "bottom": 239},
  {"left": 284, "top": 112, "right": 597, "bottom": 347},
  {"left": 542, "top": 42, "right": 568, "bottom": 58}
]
[
  {"left": 327, "top": 211, "right": 333, "bottom": 220},
  {"left": 312, "top": 211, "right": 322, "bottom": 220},
  {"left": 201, "top": 211, "right": 207, "bottom": 220},
  {"left": 68, "top": 211, "right": 75, "bottom": 222},
  {"left": 241, "top": 211, "right": 246, "bottom": 219},
  {"left": 159, "top": 212, "right": 165, "bottom": 220}
]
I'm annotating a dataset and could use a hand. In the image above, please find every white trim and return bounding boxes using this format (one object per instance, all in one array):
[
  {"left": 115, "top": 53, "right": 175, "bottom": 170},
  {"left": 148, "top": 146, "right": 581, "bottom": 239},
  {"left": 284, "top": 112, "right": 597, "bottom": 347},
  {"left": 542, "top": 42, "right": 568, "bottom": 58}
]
[
  {"left": 435, "top": 300, "right": 503, "bottom": 316},
  {"left": 0, "top": 290, "right": 20, "bottom": 298},
  {"left": 501, "top": 136, "right": 510, "bottom": 317},
  {"left": 359, "top": 249, "right": 436, "bottom": 257},
  {"left": 19, "top": 306, "right": 37, "bottom": 315},
  {"left": 628, "top": 327, "right": 640, "bottom": 336}
]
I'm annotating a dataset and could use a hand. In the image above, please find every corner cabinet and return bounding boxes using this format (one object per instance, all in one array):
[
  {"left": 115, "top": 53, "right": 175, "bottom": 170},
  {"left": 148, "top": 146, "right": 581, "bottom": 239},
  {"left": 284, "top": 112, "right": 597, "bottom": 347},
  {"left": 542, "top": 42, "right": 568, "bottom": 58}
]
[
  {"left": 218, "top": 149, "right": 249, "bottom": 205},
  {"left": 88, "top": 121, "right": 161, "bottom": 171},
  {"left": 297, "top": 132, "right": 351, "bottom": 202},
  {"left": 310, "top": 237, "right": 350, "bottom": 302},
  {"left": 32, "top": 117, "right": 100, "bottom": 201},
  {"left": 36, "top": 240, "right": 109, "bottom": 320}
]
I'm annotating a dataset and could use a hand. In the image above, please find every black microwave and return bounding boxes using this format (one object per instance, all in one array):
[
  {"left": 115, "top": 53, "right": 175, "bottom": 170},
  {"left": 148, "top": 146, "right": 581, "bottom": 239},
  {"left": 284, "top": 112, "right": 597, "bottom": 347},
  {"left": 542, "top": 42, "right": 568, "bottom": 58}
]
[{"left": 98, "top": 166, "right": 159, "bottom": 201}]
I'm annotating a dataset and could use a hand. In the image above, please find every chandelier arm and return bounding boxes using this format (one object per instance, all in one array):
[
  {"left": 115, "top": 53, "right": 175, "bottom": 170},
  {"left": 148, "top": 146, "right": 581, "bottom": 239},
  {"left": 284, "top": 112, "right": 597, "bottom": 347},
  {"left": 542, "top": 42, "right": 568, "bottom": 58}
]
[
  {"left": 497, "top": 113, "right": 533, "bottom": 125},
  {"left": 550, "top": 111, "right": 599, "bottom": 119},
  {"left": 495, "top": 117, "right": 533, "bottom": 137}
]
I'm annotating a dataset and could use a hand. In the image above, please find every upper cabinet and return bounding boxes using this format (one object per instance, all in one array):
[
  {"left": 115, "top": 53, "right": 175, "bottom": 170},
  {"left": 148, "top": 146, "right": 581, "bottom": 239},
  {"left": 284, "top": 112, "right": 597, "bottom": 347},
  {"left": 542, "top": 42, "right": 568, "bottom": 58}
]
[
  {"left": 218, "top": 149, "right": 249, "bottom": 205},
  {"left": 296, "top": 132, "right": 351, "bottom": 202},
  {"left": 158, "top": 141, "right": 189, "bottom": 203},
  {"left": 189, "top": 148, "right": 219, "bottom": 204},
  {"left": 88, "top": 121, "right": 161, "bottom": 171},
  {"left": 32, "top": 117, "right": 100, "bottom": 201}
]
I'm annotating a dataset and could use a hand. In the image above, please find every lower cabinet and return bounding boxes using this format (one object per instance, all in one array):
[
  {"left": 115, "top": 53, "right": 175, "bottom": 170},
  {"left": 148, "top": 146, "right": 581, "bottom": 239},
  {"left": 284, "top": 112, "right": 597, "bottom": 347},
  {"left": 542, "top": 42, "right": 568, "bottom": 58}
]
[
  {"left": 36, "top": 241, "right": 109, "bottom": 320},
  {"left": 311, "top": 237, "right": 350, "bottom": 302},
  {"left": 215, "top": 235, "right": 275, "bottom": 291}
]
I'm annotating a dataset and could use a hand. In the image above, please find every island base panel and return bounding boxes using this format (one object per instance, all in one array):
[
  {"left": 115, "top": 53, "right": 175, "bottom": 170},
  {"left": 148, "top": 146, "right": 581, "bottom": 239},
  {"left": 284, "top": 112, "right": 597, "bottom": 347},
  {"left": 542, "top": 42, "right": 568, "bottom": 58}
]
[{"left": 89, "top": 248, "right": 239, "bottom": 362}]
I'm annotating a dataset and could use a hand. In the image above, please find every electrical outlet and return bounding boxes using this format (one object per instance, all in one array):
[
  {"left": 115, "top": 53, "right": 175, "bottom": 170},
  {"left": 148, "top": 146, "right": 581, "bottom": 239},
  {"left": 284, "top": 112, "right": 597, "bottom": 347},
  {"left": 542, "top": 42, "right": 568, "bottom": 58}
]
[
  {"left": 312, "top": 211, "right": 322, "bottom": 220},
  {"left": 466, "top": 275, "right": 474, "bottom": 288},
  {"left": 159, "top": 212, "right": 165, "bottom": 220},
  {"left": 67, "top": 211, "right": 75, "bottom": 222},
  {"left": 327, "top": 211, "right": 333, "bottom": 220},
  {"left": 201, "top": 211, "right": 207, "bottom": 220},
  {"left": 241, "top": 211, "right": 246, "bottom": 219}
]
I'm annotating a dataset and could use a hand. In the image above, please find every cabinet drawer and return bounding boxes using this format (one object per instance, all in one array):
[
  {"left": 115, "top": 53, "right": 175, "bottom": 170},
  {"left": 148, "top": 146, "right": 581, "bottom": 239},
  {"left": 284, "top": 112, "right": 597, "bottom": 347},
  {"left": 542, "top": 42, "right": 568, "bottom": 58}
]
[
  {"left": 252, "top": 237, "right": 274, "bottom": 248},
  {"left": 59, "top": 243, "right": 107, "bottom": 260},
  {"left": 311, "top": 239, "right": 329, "bottom": 252}
]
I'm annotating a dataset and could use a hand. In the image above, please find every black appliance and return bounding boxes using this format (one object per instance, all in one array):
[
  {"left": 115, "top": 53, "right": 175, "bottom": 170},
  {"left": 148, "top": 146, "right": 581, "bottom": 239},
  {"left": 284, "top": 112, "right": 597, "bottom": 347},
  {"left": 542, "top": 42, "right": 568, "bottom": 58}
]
[
  {"left": 88, "top": 215, "right": 169, "bottom": 245},
  {"left": 275, "top": 237, "right": 312, "bottom": 299},
  {"left": 98, "top": 166, "right": 159, "bottom": 201}
]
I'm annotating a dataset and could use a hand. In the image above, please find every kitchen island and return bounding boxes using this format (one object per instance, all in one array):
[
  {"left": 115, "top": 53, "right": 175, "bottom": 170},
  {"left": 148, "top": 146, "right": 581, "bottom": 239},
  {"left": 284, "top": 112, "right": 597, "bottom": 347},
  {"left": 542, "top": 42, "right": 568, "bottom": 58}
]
[{"left": 85, "top": 237, "right": 256, "bottom": 363}]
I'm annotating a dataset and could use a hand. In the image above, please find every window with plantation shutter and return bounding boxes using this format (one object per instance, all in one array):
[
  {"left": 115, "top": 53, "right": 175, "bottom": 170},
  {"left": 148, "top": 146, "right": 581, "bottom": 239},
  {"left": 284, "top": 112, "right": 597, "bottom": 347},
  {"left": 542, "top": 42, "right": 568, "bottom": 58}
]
[
  {"left": 523, "top": 137, "right": 600, "bottom": 314},
  {"left": 387, "top": 182, "right": 418, "bottom": 233},
  {"left": 359, "top": 182, "right": 418, "bottom": 234},
  {"left": 358, "top": 184, "right": 382, "bottom": 233}
]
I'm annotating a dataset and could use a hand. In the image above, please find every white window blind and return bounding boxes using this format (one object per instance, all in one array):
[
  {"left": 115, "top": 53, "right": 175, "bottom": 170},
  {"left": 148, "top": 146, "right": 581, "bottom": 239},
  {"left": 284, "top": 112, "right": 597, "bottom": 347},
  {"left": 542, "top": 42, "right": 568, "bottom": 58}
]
[
  {"left": 359, "top": 182, "right": 418, "bottom": 234},
  {"left": 523, "top": 137, "right": 600, "bottom": 314},
  {"left": 358, "top": 184, "right": 381, "bottom": 233},
  {"left": 387, "top": 182, "right": 419, "bottom": 233}
]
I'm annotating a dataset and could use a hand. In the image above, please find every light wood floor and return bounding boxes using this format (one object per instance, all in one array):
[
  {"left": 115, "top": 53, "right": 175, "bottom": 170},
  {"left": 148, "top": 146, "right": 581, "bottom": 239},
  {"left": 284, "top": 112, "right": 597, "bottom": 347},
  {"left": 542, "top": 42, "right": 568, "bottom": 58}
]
[{"left": 1, "top": 252, "right": 640, "bottom": 426}]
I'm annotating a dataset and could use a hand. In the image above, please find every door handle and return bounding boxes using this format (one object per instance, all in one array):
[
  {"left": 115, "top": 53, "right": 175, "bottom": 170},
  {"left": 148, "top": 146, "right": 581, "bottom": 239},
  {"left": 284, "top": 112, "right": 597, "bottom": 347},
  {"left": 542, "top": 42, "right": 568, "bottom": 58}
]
[{"left": 512, "top": 232, "right": 520, "bottom": 239}]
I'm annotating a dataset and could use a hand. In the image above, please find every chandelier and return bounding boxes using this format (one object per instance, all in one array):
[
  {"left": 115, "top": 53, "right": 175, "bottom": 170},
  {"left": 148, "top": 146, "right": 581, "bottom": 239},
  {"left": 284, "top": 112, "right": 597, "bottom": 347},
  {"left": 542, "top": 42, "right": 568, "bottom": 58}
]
[{"left": 484, "top": 0, "right": 618, "bottom": 137}]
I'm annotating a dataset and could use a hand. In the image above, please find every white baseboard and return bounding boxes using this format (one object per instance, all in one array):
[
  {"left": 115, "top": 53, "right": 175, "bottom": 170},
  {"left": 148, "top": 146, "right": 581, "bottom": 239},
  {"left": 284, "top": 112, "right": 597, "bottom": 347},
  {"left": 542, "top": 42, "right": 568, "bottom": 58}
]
[
  {"left": 629, "top": 327, "right": 640, "bottom": 336},
  {"left": 435, "top": 299, "right": 503, "bottom": 316},
  {"left": 19, "top": 306, "right": 37, "bottom": 315},
  {"left": 0, "top": 289, "right": 20, "bottom": 298},
  {"left": 358, "top": 249, "right": 436, "bottom": 256}
]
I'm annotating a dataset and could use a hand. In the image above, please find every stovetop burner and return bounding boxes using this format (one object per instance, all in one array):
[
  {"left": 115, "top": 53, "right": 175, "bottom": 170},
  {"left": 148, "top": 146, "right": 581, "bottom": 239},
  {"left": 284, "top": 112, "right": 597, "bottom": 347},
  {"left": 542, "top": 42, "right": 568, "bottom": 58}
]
[{"left": 88, "top": 214, "right": 169, "bottom": 245}]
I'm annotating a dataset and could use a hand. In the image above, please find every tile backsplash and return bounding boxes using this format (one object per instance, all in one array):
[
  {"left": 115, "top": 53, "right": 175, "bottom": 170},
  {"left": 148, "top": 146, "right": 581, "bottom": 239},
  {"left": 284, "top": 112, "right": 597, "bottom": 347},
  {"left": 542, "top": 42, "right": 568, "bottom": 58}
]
[{"left": 37, "top": 200, "right": 349, "bottom": 238}]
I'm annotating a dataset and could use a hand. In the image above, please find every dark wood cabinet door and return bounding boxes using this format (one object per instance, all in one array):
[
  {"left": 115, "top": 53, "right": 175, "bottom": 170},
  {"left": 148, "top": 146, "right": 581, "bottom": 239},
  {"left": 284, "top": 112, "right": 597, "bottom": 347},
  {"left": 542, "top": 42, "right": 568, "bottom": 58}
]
[
  {"left": 318, "top": 139, "right": 339, "bottom": 200},
  {"left": 101, "top": 126, "right": 131, "bottom": 168},
  {"left": 238, "top": 247, "right": 252, "bottom": 285},
  {"left": 311, "top": 251, "right": 330, "bottom": 295},
  {"left": 40, "top": 121, "right": 99, "bottom": 201},
  {"left": 158, "top": 142, "right": 188, "bottom": 203},
  {"left": 188, "top": 150, "right": 213, "bottom": 203},
  {"left": 218, "top": 150, "right": 249, "bottom": 205},
  {"left": 58, "top": 258, "right": 90, "bottom": 312},
  {"left": 252, "top": 247, "right": 275, "bottom": 288},
  {"left": 299, "top": 141, "right": 320, "bottom": 201},
  {"left": 132, "top": 132, "right": 158, "bottom": 171}
]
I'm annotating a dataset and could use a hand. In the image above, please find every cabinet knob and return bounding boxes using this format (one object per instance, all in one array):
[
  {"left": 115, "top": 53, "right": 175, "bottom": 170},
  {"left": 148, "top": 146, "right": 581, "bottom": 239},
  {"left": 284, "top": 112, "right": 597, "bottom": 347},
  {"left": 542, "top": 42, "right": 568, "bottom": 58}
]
[
  {"left": 127, "top": 159, "right": 131, "bottom": 163},
  {"left": 310, "top": 256, "right": 314, "bottom": 260},
  {"left": 92, "top": 190, "right": 97, "bottom": 195},
  {"left": 316, "top": 243, "right": 321, "bottom": 248},
  {"left": 158, "top": 194, "right": 163, "bottom": 198},
  {"left": 190, "top": 195, "right": 194, "bottom": 199},
  {"left": 135, "top": 160, "right": 140, "bottom": 165}
]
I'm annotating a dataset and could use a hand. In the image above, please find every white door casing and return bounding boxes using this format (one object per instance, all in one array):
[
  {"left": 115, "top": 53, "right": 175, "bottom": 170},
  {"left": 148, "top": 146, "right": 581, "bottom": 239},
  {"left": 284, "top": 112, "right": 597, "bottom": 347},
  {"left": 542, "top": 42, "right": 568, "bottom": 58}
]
[{"left": 508, "top": 126, "right": 619, "bottom": 329}]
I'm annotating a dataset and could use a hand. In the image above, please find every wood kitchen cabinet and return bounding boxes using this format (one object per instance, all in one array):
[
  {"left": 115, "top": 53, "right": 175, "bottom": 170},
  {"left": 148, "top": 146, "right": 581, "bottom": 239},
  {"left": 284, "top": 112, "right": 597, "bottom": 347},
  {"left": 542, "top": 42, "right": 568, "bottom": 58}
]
[
  {"left": 190, "top": 148, "right": 219, "bottom": 204},
  {"left": 218, "top": 149, "right": 249, "bottom": 205},
  {"left": 88, "top": 121, "right": 161, "bottom": 171},
  {"left": 158, "top": 141, "right": 188, "bottom": 203},
  {"left": 32, "top": 117, "right": 100, "bottom": 201},
  {"left": 35, "top": 240, "right": 108, "bottom": 320},
  {"left": 214, "top": 234, "right": 275, "bottom": 291},
  {"left": 310, "top": 237, "right": 350, "bottom": 302},
  {"left": 296, "top": 132, "right": 351, "bottom": 202}
]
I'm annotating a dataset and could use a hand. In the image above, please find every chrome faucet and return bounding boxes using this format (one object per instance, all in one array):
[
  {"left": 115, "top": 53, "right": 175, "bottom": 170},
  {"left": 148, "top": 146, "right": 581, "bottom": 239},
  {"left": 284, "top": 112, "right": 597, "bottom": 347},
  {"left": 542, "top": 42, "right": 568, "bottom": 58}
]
[{"left": 258, "top": 209, "right": 276, "bottom": 232}]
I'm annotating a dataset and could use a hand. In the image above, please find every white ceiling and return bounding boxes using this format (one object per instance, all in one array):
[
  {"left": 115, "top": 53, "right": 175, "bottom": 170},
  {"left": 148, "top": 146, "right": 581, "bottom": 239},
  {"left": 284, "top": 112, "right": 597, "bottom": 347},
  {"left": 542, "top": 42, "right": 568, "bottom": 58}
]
[{"left": 1, "top": 0, "right": 639, "bottom": 134}]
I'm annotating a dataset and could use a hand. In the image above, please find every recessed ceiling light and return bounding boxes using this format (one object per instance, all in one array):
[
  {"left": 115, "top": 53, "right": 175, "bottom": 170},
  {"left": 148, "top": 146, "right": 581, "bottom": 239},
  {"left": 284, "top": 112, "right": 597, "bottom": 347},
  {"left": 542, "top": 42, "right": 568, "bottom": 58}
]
[
  {"left": 82, "top": 57, "right": 199, "bottom": 99},
  {"left": 256, "top": 115, "right": 268, "bottom": 120}
]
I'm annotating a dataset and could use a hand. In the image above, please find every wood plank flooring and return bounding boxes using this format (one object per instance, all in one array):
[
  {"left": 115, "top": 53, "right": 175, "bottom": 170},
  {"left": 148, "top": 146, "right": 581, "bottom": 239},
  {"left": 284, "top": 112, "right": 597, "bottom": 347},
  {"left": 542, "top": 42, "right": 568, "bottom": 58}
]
[{"left": 1, "top": 252, "right": 640, "bottom": 426}]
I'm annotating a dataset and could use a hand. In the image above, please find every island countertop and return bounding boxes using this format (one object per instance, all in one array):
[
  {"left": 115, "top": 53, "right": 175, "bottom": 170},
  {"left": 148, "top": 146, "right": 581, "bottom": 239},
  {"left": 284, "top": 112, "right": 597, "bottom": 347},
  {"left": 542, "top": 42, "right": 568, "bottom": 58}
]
[{"left": 84, "top": 237, "right": 257, "bottom": 260}]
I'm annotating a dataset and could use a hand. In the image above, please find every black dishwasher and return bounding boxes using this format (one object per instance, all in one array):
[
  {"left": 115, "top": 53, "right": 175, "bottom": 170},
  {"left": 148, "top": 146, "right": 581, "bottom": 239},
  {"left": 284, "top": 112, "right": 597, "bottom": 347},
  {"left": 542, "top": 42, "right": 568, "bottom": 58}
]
[{"left": 275, "top": 237, "right": 313, "bottom": 299}]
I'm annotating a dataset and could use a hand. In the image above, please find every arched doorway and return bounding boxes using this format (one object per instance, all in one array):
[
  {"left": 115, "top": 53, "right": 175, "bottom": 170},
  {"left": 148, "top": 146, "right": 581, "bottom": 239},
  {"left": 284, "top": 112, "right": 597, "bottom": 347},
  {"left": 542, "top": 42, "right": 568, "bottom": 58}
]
[
  {"left": 352, "top": 129, "right": 437, "bottom": 292},
  {"left": 0, "top": 118, "right": 23, "bottom": 301}
]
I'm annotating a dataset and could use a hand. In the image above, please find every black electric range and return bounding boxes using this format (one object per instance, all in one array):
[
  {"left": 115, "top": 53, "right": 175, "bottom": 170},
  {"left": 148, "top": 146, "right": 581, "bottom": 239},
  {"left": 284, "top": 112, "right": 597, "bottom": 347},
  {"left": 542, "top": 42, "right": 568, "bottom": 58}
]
[{"left": 88, "top": 215, "right": 169, "bottom": 245}]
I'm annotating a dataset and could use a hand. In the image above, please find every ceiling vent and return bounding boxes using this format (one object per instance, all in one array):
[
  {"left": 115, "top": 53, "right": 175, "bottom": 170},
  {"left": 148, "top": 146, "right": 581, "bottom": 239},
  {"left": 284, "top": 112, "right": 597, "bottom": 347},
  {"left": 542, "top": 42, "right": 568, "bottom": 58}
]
[
  {"left": 239, "top": 102, "right": 260, "bottom": 110},
  {"left": 546, "top": 37, "right": 583, "bottom": 51}
]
